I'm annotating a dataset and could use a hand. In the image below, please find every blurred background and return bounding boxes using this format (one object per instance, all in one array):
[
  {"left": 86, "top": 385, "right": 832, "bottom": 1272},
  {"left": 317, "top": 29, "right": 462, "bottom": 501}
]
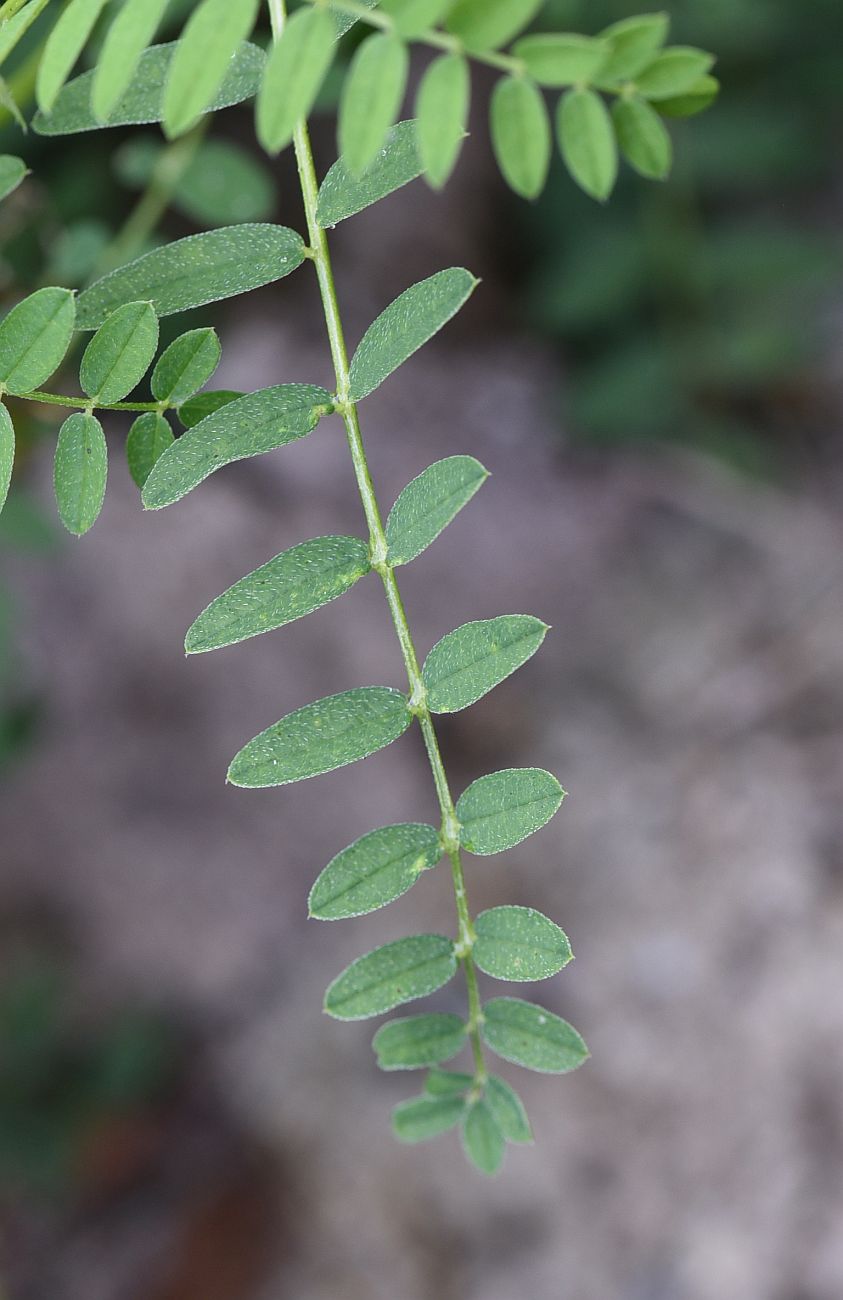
[{"left": 1, "top": 2, "right": 843, "bottom": 1298}]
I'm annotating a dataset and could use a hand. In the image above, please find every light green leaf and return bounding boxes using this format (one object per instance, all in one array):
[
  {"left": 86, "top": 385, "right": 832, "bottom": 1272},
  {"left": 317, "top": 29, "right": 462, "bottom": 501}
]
[
  {"left": 331, "top": 0, "right": 378, "bottom": 38},
  {"left": 596, "top": 12, "right": 669, "bottom": 84},
  {"left": 373, "top": 1013, "right": 466, "bottom": 1070},
  {"left": 612, "top": 95, "right": 672, "bottom": 180},
  {"left": 142, "top": 383, "right": 332, "bottom": 509},
  {"left": 186, "top": 535, "right": 370, "bottom": 654},
  {"left": 338, "top": 32, "right": 408, "bottom": 176},
  {"left": 0, "top": 74, "right": 26, "bottom": 131},
  {"left": 446, "top": 0, "right": 543, "bottom": 52},
  {"left": 557, "top": 87, "right": 617, "bottom": 201},
  {"left": 380, "top": 0, "right": 453, "bottom": 39},
  {"left": 485, "top": 1074, "right": 532, "bottom": 1143},
  {"left": 416, "top": 53, "right": 469, "bottom": 189},
  {"left": 257, "top": 5, "right": 336, "bottom": 155},
  {"left": 126, "top": 412, "right": 174, "bottom": 490},
  {"left": 386, "top": 455, "right": 487, "bottom": 567},
  {"left": 474, "top": 905, "right": 572, "bottom": 981},
  {"left": 316, "top": 119, "right": 422, "bottom": 228},
  {"left": 457, "top": 768, "right": 565, "bottom": 855},
  {"left": 309, "top": 821, "right": 441, "bottom": 920},
  {"left": 513, "top": 34, "right": 609, "bottom": 87},
  {"left": 162, "top": 0, "right": 259, "bottom": 138},
  {"left": 0, "top": 0, "right": 52, "bottom": 70},
  {"left": 77, "top": 225, "right": 305, "bottom": 329},
  {"left": 462, "top": 1098, "right": 505, "bottom": 1174},
  {"left": 228, "top": 685, "right": 412, "bottom": 788},
  {"left": 80, "top": 301, "right": 159, "bottom": 405},
  {"left": 151, "top": 328, "right": 221, "bottom": 406},
  {"left": 634, "top": 47, "right": 715, "bottom": 101},
  {"left": 116, "top": 137, "right": 275, "bottom": 226},
  {"left": 423, "top": 614, "right": 548, "bottom": 714},
  {"left": 0, "top": 403, "right": 13, "bottom": 516},
  {"left": 324, "top": 934, "right": 456, "bottom": 1020},
  {"left": 53, "top": 412, "right": 107, "bottom": 536},
  {"left": 490, "top": 75, "right": 551, "bottom": 200},
  {"left": 481, "top": 997, "right": 589, "bottom": 1073},
  {"left": 177, "top": 389, "right": 242, "bottom": 428},
  {"left": 33, "top": 41, "right": 266, "bottom": 137},
  {"left": 92, "top": 0, "right": 171, "bottom": 124},
  {"left": 36, "top": 0, "right": 110, "bottom": 114},
  {"left": 0, "top": 155, "right": 27, "bottom": 203},
  {"left": 392, "top": 1094, "right": 466, "bottom": 1142},
  {"left": 425, "top": 1068, "right": 474, "bottom": 1095},
  {"left": 657, "top": 74, "right": 719, "bottom": 119},
  {"left": 349, "top": 267, "right": 477, "bottom": 401},
  {"left": 0, "top": 287, "right": 75, "bottom": 396}
]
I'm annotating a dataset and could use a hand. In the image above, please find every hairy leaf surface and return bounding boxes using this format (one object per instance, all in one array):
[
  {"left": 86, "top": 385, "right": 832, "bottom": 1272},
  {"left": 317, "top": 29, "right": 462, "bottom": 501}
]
[
  {"left": 0, "top": 404, "right": 13, "bottom": 515},
  {"left": 485, "top": 1075, "right": 532, "bottom": 1143},
  {"left": 392, "top": 1094, "right": 466, "bottom": 1142},
  {"left": 474, "top": 906, "right": 572, "bottom": 981},
  {"left": 92, "top": 0, "right": 171, "bottom": 123},
  {"left": 457, "top": 768, "right": 565, "bottom": 854},
  {"left": 163, "top": 0, "right": 259, "bottom": 137},
  {"left": 309, "top": 821, "right": 441, "bottom": 920},
  {"left": 386, "top": 455, "right": 487, "bottom": 567},
  {"left": 53, "top": 413, "right": 107, "bottom": 536},
  {"left": 126, "top": 413, "right": 173, "bottom": 489},
  {"left": 422, "top": 614, "right": 548, "bottom": 713},
  {"left": 80, "top": 301, "right": 159, "bottom": 404},
  {"left": 36, "top": 0, "right": 110, "bottom": 114},
  {"left": 462, "top": 1099, "right": 505, "bottom": 1174},
  {"left": 373, "top": 1013, "right": 466, "bottom": 1069},
  {"left": 324, "top": 934, "right": 456, "bottom": 1020},
  {"left": 481, "top": 997, "right": 589, "bottom": 1073},
  {"left": 151, "top": 328, "right": 221, "bottom": 406},
  {"left": 0, "top": 155, "right": 27, "bottom": 202},
  {"left": 177, "top": 389, "right": 242, "bottom": 428},
  {"left": 316, "top": 119, "right": 422, "bottom": 227},
  {"left": 0, "top": 287, "right": 75, "bottom": 395}
]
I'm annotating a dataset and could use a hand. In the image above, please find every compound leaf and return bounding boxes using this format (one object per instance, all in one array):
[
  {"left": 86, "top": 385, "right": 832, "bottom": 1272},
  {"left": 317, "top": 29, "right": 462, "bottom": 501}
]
[
  {"left": 373, "top": 1013, "right": 466, "bottom": 1069},
  {"left": 0, "top": 155, "right": 27, "bottom": 203},
  {"left": 162, "top": 0, "right": 259, "bottom": 138},
  {"left": 92, "top": 0, "right": 171, "bottom": 123},
  {"left": 257, "top": 5, "right": 336, "bottom": 155},
  {"left": 416, "top": 53, "right": 469, "bottom": 189},
  {"left": 446, "top": 0, "right": 543, "bottom": 52},
  {"left": 457, "top": 768, "right": 565, "bottom": 855},
  {"left": 53, "top": 412, "right": 107, "bottom": 536},
  {"left": 596, "top": 12, "right": 669, "bottom": 84},
  {"left": 36, "top": 0, "right": 110, "bottom": 114},
  {"left": 228, "top": 685, "right": 412, "bottom": 788},
  {"left": 324, "top": 934, "right": 456, "bottom": 1020},
  {"left": 474, "top": 905, "right": 573, "bottom": 981},
  {"left": 634, "top": 46, "right": 715, "bottom": 100},
  {"left": 349, "top": 267, "right": 477, "bottom": 401},
  {"left": 557, "top": 87, "right": 618, "bottom": 201},
  {"left": 0, "top": 403, "right": 13, "bottom": 515},
  {"left": 612, "top": 94, "right": 672, "bottom": 179},
  {"left": 0, "top": 287, "right": 75, "bottom": 395},
  {"left": 151, "top": 328, "right": 221, "bottom": 406},
  {"left": 462, "top": 1098, "right": 505, "bottom": 1174},
  {"left": 386, "top": 455, "right": 487, "bottom": 567},
  {"left": 177, "top": 389, "right": 242, "bottom": 428},
  {"left": 513, "top": 34, "right": 609, "bottom": 87},
  {"left": 485, "top": 1075, "right": 532, "bottom": 1143},
  {"left": 80, "top": 300, "right": 159, "bottom": 404},
  {"left": 185, "top": 535, "right": 370, "bottom": 653},
  {"left": 338, "top": 32, "right": 408, "bottom": 176},
  {"left": 316, "top": 119, "right": 422, "bottom": 228},
  {"left": 423, "top": 614, "right": 548, "bottom": 714},
  {"left": 392, "top": 1094, "right": 466, "bottom": 1142},
  {"left": 481, "top": 997, "right": 589, "bottom": 1073},
  {"left": 309, "top": 821, "right": 441, "bottom": 920},
  {"left": 126, "top": 412, "right": 173, "bottom": 489},
  {"left": 490, "top": 75, "right": 550, "bottom": 200}
]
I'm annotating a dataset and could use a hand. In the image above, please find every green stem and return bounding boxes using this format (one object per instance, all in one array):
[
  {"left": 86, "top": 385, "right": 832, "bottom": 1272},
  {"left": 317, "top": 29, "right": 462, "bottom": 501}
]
[
  {"left": 269, "top": 0, "right": 487, "bottom": 1086},
  {"left": 11, "top": 389, "right": 164, "bottom": 412}
]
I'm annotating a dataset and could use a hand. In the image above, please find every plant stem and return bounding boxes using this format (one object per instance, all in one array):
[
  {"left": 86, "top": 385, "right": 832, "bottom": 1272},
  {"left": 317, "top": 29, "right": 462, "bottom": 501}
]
[
  {"left": 10, "top": 389, "right": 163, "bottom": 412},
  {"left": 269, "top": 0, "right": 487, "bottom": 1086}
]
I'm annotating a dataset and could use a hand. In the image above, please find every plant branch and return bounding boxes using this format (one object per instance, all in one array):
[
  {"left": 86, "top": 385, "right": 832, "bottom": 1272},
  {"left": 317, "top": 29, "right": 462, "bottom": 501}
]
[{"left": 11, "top": 389, "right": 165, "bottom": 412}]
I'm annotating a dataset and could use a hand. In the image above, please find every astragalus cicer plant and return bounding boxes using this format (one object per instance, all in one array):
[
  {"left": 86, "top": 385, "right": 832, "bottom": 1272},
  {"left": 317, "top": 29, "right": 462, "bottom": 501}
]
[{"left": 0, "top": 0, "right": 717, "bottom": 1173}]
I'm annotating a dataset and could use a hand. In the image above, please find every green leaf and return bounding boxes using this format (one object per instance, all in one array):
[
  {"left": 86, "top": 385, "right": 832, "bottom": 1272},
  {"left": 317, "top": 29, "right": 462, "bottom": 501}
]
[
  {"left": 151, "top": 329, "right": 221, "bottom": 406},
  {"left": 338, "top": 32, "right": 408, "bottom": 177},
  {"left": 612, "top": 95, "right": 672, "bottom": 180},
  {"left": 0, "top": 0, "right": 52, "bottom": 69},
  {"left": 324, "top": 934, "right": 456, "bottom": 1020},
  {"left": 80, "top": 301, "right": 159, "bottom": 405},
  {"left": 481, "top": 997, "right": 589, "bottom": 1074},
  {"left": 557, "top": 87, "right": 617, "bottom": 202},
  {"left": 657, "top": 74, "right": 719, "bottom": 119},
  {"left": 0, "top": 155, "right": 27, "bottom": 203},
  {"left": 186, "top": 535, "right": 370, "bottom": 654},
  {"left": 392, "top": 1094, "right": 466, "bottom": 1142},
  {"left": 474, "top": 905, "right": 572, "bottom": 981},
  {"left": 423, "top": 614, "right": 548, "bottom": 714},
  {"left": 126, "top": 412, "right": 174, "bottom": 490},
  {"left": 116, "top": 137, "right": 275, "bottom": 226},
  {"left": 457, "top": 768, "right": 564, "bottom": 855},
  {"left": 0, "top": 287, "right": 75, "bottom": 396},
  {"left": 36, "top": 0, "right": 110, "bottom": 114},
  {"left": 513, "top": 35, "right": 609, "bottom": 87},
  {"left": 462, "top": 1098, "right": 505, "bottom": 1174},
  {"left": 490, "top": 75, "right": 551, "bottom": 200},
  {"left": 257, "top": 5, "right": 336, "bottom": 155},
  {"left": 76, "top": 225, "right": 305, "bottom": 330},
  {"left": 446, "top": 0, "right": 543, "bottom": 52},
  {"left": 349, "top": 267, "right": 477, "bottom": 401},
  {"left": 92, "top": 0, "right": 171, "bottom": 124},
  {"left": 425, "top": 1068, "right": 474, "bottom": 1095},
  {"left": 228, "top": 685, "right": 412, "bottom": 788},
  {"left": 0, "top": 403, "right": 13, "bottom": 516},
  {"left": 309, "top": 821, "right": 441, "bottom": 920},
  {"left": 162, "top": 0, "right": 259, "bottom": 138},
  {"left": 142, "top": 383, "right": 331, "bottom": 509},
  {"left": 416, "top": 53, "right": 469, "bottom": 189},
  {"left": 373, "top": 1013, "right": 466, "bottom": 1069},
  {"left": 380, "top": 0, "right": 453, "bottom": 39},
  {"left": 634, "top": 47, "right": 715, "bottom": 101},
  {"left": 177, "top": 389, "right": 242, "bottom": 428},
  {"left": 386, "top": 455, "right": 487, "bottom": 567},
  {"left": 316, "top": 119, "right": 422, "bottom": 228},
  {"left": 33, "top": 41, "right": 266, "bottom": 137},
  {"left": 53, "top": 412, "right": 107, "bottom": 536},
  {"left": 331, "top": 0, "right": 378, "bottom": 38},
  {"left": 485, "top": 1074, "right": 532, "bottom": 1143},
  {"left": 596, "top": 12, "right": 669, "bottom": 84},
  {"left": 0, "top": 74, "right": 26, "bottom": 131}
]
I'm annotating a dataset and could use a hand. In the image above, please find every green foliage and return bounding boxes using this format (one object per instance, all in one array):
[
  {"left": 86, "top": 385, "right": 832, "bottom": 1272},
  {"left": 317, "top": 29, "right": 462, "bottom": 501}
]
[
  {"left": 79, "top": 301, "right": 159, "bottom": 404},
  {"left": 485, "top": 1074, "right": 532, "bottom": 1142},
  {"left": 36, "top": 0, "right": 111, "bottom": 115},
  {"left": 0, "top": 153, "right": 27, "bottom": 201},
  {"left": 92, "top": 0, "right": 172, "bottom": 124},
  {"left": 490, "top": 76, "right": 551, "bottom": 200},
  {"left": 0, "top": 286, "right": 75, "bottom": 395},
  {"left": 385, "top": 454, "right": 488, "bottom": 566},
  {"left": 150, "top": 329, "right": 221, "bottom": 406},
  {"left": 422, "top": 615, "right": 548, "bottom": 714},
  {"left": 125, "top": 412, "right": 174, "bottom": 489},
  {"left": 447, "top": 0, "right": 543, "bottom": 52},
  {"left": 0, "top": 404, "right": 13, "bottom": 515},
  {"left": 324, "top": 934, "right": 456, "bottom": 1019},
  {"left": 416, "top": 53, "right": 469, "bottom": 188},
  {"left": 611, "top": 95, "right": 671, "bottom": 179},
  {"left": 162, "top": 0, "right": 259, "bottom": 138},
  {"left": 482, "top": 997, "right": 589, "bottom": 1072},
  {"left": 316, "top": 118, "right": 422, "bottom": 226},
  {"left": 53, "top": 412, "right": 107, "bottom": 536},
  {"left": 474, "top": 905, "right": 572, "bottom": 980},
  {"left": 309, "top": 821, "right": 441, "bottom": 919},
  {"left": 462, "top": 1098, "right": 505, "bottom": 1173},
  {"left": 392, "top": 1093, "right": 465, "bottom": 1142},
  {"left": 456, "top": 768, "right": 565, "bottom": 854},
  {"left": 339, "top": 32, "right": 408, "bottom": 176},
  {"left": 557, "top": 87, "right": 617, "bottom": 201},
  {"left": 373, "top": 1012, "right": 466, "bottom": 1069},
  {"left": 257, "top": 5, "right": 336, "bottom": 155},
  {"left": 115, "top": 137, "right": 276, "bottom": 225}
]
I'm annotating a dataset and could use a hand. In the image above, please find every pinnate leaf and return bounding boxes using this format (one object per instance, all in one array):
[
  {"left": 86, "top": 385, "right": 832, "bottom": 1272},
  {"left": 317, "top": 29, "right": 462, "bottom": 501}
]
[
  {"left": 228, "top": 686, "right": 412, "bottom": 788},
  {"left": 481, "top": 997, "right": 589, "bottom": 1073},
  {"left": 126, "top": 413, "right": 173, "bottom": 490},
  {"left": 513, "top": 34, "right": 609, "bottom": 87},
  {"left": 0, "top": 404, "right": 13, "bottom": 516},
  {"left": 317, "top": 119, "right": 422, "bottom": 228},
  {"left": 373, "top": 1013, "right": 466, "bottom": 1069},
  {"left": 416, "top": 53, "right": 469, "bottom": 189},
  {"left": 0, "top": 155, "right": 27, "bottom": 203},
  {"left": 596, "top": 12, "right": 670, "bottom": 84},
  {"left": 474, "top": 905, "right": 572, "bottom": 981},
  {"left": 309, "top": 821, "right": 441, "bottom": 920},
  {"left": 457, "top": 768, "right": 564, "bottom": 855},
  {"left": 338, "top": 32, "right": 408, "bottom": 177},
  {"left": 80, "top": 301, "right": 159, "bottom": 404},
  {"left": 324, "top": 934, "right": 456, "bottom": 1020},
  {"left": 612, "top": 95, "right": 672, "bottom": 180},
  {"left": 462, "top": 1098, "right": 505, "bottom": 1174},
  {"left": 0, "top": 287, "right": 75, "bottom": 396},
  {"left": 423, "top": 614, "right": 548, "bottom": 714},
  {"left": 257, "top": 5, "right": 336, "bottom": 155},
  {"left": 386, "top": 455, "right": 487, "bottom": 567},
  {"left": 36, "top": 0, "right": 110, "bottom": 114},
  {"left": 185, "top": 536, "right": 370, "bottom": 654},
  {"left": 446, "top": 0, "right": 543, "bottom": 52},
  {"left": 557, "top": 87, "right": 618, "bottom": 201},
  {"left": 392, "top": 1094, "right": 466, "bottom": 1142},
  {"left": 490, "top": 76, "right": 550, "bottom": 200},
  {"left": 53, "top": 413, "right": 107, "bottom": 536},
  {"left": 151, "top": 328, "right": 221, "bottom": 406},
  {"left": 92, "top": 0, "right": 171, "bottom": 123},
  {"left": 485, "top": 1075, "right": 532, "bottom": 1142},
  {"left": 163, "top": 0, "right": 259, "bottom": 138},
  {"left": 634, "top": 47, "right": 715, "bottom": 100},
  {"left": 349, "top": 267, "right": 477, "bottom": 401}
]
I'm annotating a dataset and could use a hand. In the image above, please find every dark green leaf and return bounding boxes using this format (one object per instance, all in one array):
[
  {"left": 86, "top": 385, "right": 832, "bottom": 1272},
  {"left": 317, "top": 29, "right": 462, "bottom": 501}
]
[
  {"left": 338, "top": 32, "right": 408, "bottom": 176},
  {"left": 373, "top": 1013, "right": 466, "bottom": 1069},
  {"left": 0, "top": 403, "right": 13, "bottom": 515},
  {"left": 228, "top": 685, "right": 412, "bottom": 788},
  {"left": 416, "top": 53, "right": 469, "bottom": 189},
  {"left": 0, "top": 155, "right": 27, "bottom": 203},
  {"left": 386, "top": 455, "right": 487, "bottom": 567},
  {"left": 485, "top": 1074, "right": 532, "bottom": 1142},
  {"left": 162, "top": 0, "right": 259, "bottom": 138},
  {"left": 257, "top": 5, "right": 336, "bottom": 155},
  {"left": 36, "top": 0, "right": 110, "bottom": 114},
  {"left": 657, "top": 74, "right": 719, "bottom": 119},
  {"left": 92, "top": 0, "right": 171, "bottom": 123},
  {"left": 612, "top": 95, "right": 672, "bottom": 180},
  {"left": 324, "top": 934, "right": 456, "bottom": 1020},
  {"left": 178, "top": 389, "right": 242, "bottom": 428},
  {"left": 457, "top": 768, "right": 565, "bottom": 855},
  {"left": 53, "top": 412, "right": 107, "bottom": 536},
  {"left": 596, "top": 12, "right": 669, "bottom": 84},
  {"left": 490, "top": 75, "right": 550, "bottom": 200},
  {"left": 331, "top": 0, "right": 378, "bottom": 38},
  {"left": 634, "top": 47, "right": 715, "bottom": 100},
  {"left": 425, "top": 1068, "right": 474, "bottom": 1095},
  {"left": 462, "top": 1098, "right": 505, "bottom": 1174},
  {"left": 513, "top": 34, "right": 609, "bottom": 87},
  {"left": 423, "top": 614, "right": 548, "bottom": 714},
  {"left": 474, "top": 905, "right": 572, "bottom": 981},
  {"left": 0, "top": 287, "right": 75, "bottom": 396},
  {"left": 392, "top": 1094, "right": 466, "bottom": 1142},
  {"left": 557, "top": 86, "right": 618, "bottom": 201},
  {"left": 151, "top": 328, "right": 221, "bottom": 406},
  {"left": 446, "top": 0, "right": 543, "bottom": 52},
  {"left": 316, "top": 119, "right": 422, "bottom": 228},
  {"left": 116, "top": 137, "right": 276, "bottom": 226},
  {"left": 80, "top": 301, "right": 159, "bottom": 404},
  {"left": 309, "top": 821, "right": 441, "bottom": 920},
  {"left": 126, "top": 412, "right": 174, "bottom": 490},
  {"left": 481, "top": 997, "right": 589, "bottom": 1073}
]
